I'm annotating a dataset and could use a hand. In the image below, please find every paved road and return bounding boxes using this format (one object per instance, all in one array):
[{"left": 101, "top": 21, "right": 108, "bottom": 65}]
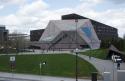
[
  {"left": 76, "top": 54, "right": 125, "bottom": 81},
  {"left": 0, "top": 72, "right": 98, "bottom": 81},
  {"left": 0, "top": 51, "right": 70, "bottom": 56},
  {"left": 0, "top": 49, "right": 89, "bottom": 56}
]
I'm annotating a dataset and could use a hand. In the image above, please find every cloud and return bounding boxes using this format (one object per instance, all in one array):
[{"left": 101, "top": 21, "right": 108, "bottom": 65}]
[
  {"left": 0, "top": 0, "right": 124, "bottom": 37},
  {"left": 0, "top": 0, "right": 49, "bottom": 34},
  {"left": 0, "top": 5, "right": 4, "bottom": 9},
  {"left": 80, "top": 0, "right": 103, "bottom": 4},
  {"left": 108, "top": 0, "right": 125, "bottom": 4},
  {"left": 18, "top": 0, "right": 48, "bottom": 16},
  {"left": 0, "top": 0, "right": 26, "bottom": 9},
  {"left": 0, "top": 14, "right": 40, "bottom": 34},
  {"left": 0, "top": 0, "right": 26, "bottom": 6},
  {"left": 80, "top": 0, "right": 125, "bottom": 4}
]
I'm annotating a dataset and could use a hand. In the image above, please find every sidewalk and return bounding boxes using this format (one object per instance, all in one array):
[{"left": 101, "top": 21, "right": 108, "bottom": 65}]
[
  {"left": 0, "top": 51, "right": 71, "bottom": 56},
  {"left": 0, "top": 72, "right": 96, "bottom": 81}
]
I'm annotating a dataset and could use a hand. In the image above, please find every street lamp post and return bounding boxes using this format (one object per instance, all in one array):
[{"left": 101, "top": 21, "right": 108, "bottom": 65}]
[
  {"left": 39, "top": 61, "right": 46, "bottom": 80},
  {"left": 75, "top": 19, "right": 78, "bottom": 81},
  {"left": 75, "top": 48, "right": 79, "bottom": 81},
  {"left": 39, "top": 62, "right": 46, "bottom": 74},
  {"left": 39, "top": 62, "right": 42, "bottom": 75}
]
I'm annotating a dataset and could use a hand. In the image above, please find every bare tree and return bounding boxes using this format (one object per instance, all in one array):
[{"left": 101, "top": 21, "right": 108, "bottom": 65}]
[{"left": 8, "top": 31, "right": 29, "bottom": 53}]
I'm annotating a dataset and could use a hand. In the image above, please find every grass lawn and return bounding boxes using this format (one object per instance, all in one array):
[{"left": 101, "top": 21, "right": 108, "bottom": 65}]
[
  {"left": 80, "top": 49, "right": 108, "bottom": 59},
  {"left": 0, "top": 54, "right": 97, "bottom": 78}
]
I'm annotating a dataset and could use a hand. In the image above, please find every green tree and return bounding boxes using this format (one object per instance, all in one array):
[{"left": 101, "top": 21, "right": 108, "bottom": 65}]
[
  {"left": 123, "top": 34, "right": 125, "bottom": 52},
  {"left": 100, "top": 37, "right": 125, "bottom": 51}
]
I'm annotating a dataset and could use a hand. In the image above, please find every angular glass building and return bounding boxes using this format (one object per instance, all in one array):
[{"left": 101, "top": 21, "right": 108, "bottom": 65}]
[{"left": 39, "top": 19, "right": 101, "bottom": 50}]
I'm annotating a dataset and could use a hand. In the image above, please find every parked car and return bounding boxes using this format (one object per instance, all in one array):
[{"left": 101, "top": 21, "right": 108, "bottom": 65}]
[{"left": 112, "top": 55, "right": 122, "bottom": 63}]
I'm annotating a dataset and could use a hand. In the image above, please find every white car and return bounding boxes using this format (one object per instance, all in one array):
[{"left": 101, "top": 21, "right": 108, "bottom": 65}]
[{"left": 112, "top": 55, "right": 122, "bottom": 63}]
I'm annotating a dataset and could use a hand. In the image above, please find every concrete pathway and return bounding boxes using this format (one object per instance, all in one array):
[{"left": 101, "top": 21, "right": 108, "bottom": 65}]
[
  {"left": 76, "top": 54, "right": 125, "bottom": 81},
  {"left": 0, "top": 49, "right": 89, "bottom": 56},
  {"left": 0, "top": 72, "right": 101, "bottom": 81},
  {"left": 0, "top": 51, "right": 71, "bottom": 56}
]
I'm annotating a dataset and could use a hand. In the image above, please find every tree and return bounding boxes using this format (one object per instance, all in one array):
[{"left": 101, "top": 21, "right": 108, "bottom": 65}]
[
  {"left": 100, "top": 37, "right": 125, "bottom": 51},
  {"left": 123, "top": 34, "right": 125, "bottom": 52},
  {"left": 123, "top": 34, "right": 125, "bottom": 39},
  {"left": 7, "top": 31, "right": 29, "bottom": 53}
]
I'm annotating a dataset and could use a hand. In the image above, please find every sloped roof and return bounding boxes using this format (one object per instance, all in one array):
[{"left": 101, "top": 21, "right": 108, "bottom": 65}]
[
  {"left": 109, "top": 45, "right": 125, "bottom": 55},
  {"left": 62, "top": 13, "right": 88, "bottom": 20}
]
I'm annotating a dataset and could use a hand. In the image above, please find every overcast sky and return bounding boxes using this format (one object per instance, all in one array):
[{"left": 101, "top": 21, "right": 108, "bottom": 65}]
[{"left": 0, "top": 0, "right": 125, "bottom": 37}]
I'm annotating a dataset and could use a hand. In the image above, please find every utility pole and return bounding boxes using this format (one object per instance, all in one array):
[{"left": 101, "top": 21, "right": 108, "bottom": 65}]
[{"left": 75, "top": 19, "right": 78, "bottom": 81}]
